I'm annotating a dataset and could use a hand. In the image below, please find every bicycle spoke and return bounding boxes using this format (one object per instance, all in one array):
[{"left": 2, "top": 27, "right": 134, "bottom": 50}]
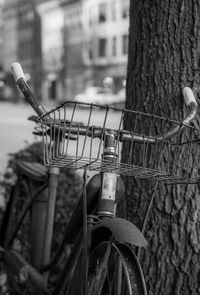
[{"left": 86, "top": 242, "right": 147, "bottom": 295}]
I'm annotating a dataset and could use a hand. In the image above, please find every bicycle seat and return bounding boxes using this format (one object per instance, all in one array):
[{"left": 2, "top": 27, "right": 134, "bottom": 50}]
[{"left": 16, "top": 160, "right": 48, "bottom": 182}]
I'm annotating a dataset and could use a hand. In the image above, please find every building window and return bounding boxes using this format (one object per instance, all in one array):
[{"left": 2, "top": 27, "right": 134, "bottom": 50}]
[
  {"left": 122, "top": 0, "right": 129, "bottom": 18},
  {"left": 89, "top": 7, "right": 93, "bottom": 26},
  {"left": 99, "top": 38, "right": 107, "bottom": 57},
  {"left": 89, "top": 44, "right": 93, "bottom": 60},
  {"left": 49, "top": 80, "right": 56, "bottom": 100},
  {"left": 19, "top": 6, "right": 34, "bottom": 23},
  {"left": 99, "top": 3, "right": 107, "bottom": 22},
  {"left": 86, "top": 41, "right": 93, "bottom": 60},
  {"left": 111, "top": 1, "right": 116, "bottom": 21},
  {"left": 122, "top": 35, "right": 128, "bottom": 55},
  {"left": 26, "top": 10, "right": 34, "bottom": 21},
  {"left": 112, "top": 37, "right": 117, "bottom": 56}
]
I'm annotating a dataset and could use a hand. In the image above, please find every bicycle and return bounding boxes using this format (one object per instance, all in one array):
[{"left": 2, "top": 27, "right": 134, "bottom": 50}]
[
  {"left": 0, "top": 62, "right": 198, "bottom": 295},
  {"left": 0, "top": 145, "right": 82, "bottom": 294}
]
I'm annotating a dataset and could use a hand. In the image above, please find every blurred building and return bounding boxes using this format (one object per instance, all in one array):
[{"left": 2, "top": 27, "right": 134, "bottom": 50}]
[
  {"left": 0, "top": 1, "right": 5, "bottom": 100},
  {"left": 82, "top": 0, "right": 129, "bottom": 92},
  {"left": 2, "top": 0, "right": 42, "bottom": 100},
  {"left": 38, "top": 0, "right": 129, "bottom": 101},
  {"left": 17, "top": 0, "right": 42, "bottom": 99},
  {"left": 60, "top": 0, "right": 129, "bottom": 100},
  {"left": 61, "top": 0, "right": 83, "bottom": 100},
  {"left": 37, "top": 0, "right": 65, "bottom": 102},
  {"left": 2, "top": 0, "right": 18, "bottom": 71},
  {"left": 37, "top": 0, "right": 84, "bottom": 102},
  {"left": 0, "top": 0, "right": 19, "bottom": 101},
  {"left": 1, "top": 0, "right": 129, "bottom": 102},
  {"left": 0, "top": 1, "right": 5, "bottom": 67}
]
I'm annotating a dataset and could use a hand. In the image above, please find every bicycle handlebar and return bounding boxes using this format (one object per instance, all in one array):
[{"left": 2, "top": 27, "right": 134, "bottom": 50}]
[
  {"left": 182, "top": 87, "right": 198, "bottom": 124},
  {"left": 155, "top": 87, "right": 198, "bottom": 141},
  {"left": 11, "top": 63, "right": 46, "bottom": 117},
  {"left": 11, "top": 62, "right": 198, "bottom": 143}
]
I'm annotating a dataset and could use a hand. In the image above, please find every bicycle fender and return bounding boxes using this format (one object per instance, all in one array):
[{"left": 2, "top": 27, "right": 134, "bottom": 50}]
[
  {"left": 64, "top": 173, "right": 125, "bottom": 244},
  {"left": 16, "top": 161, "right": 48, "bottom": 182},
  {"left": 93, "top": 217, "right": 148, "bottom": 248}
]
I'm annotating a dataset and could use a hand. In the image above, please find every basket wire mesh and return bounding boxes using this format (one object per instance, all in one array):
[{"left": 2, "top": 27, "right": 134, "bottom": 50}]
[{"left": 39, "top": 102, "right": 199, "bottom": 184}]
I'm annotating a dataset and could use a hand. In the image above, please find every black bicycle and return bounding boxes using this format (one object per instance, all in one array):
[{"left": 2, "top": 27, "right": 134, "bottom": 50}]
[{"left": 0, "top": 62, "right": 198, "bottom": 294}]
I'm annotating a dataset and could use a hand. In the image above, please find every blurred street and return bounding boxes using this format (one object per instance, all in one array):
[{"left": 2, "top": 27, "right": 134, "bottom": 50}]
[{"left": 0, "top": 102, "right": 35, "bottom": 174}]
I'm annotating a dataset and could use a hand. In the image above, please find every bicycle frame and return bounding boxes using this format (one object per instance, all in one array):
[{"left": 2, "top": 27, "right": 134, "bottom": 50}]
[
  {"left": 30, "top": 130, "right": 147, "bottom": 294},
  {"left": 54, "top": 132, "right": 147, "bottom": 294},
  {"left": 1, "top": 119, "right": 159, "bottom": 295},
  {"left": 30, "top": 167, "right": 60, "bottom": 275},
  {"left": 1, "top": 161, "right": 60, "bottom": 287}
]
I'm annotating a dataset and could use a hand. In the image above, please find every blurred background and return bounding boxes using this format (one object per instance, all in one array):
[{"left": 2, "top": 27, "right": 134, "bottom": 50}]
[
  {"left": 0, "top": 0, "right": 129, "bottom": 104},
  {"left": 0, "top": 0, "right": 129, "bottom": 203}
]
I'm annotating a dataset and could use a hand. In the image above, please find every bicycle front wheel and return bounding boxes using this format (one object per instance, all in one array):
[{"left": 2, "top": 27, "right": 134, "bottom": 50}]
[
  {"left": 66, "top": 240, "right": 147, "bottom": 295},
  {"left": 88, "top": 241, "right": 147, "bottom": 295}
]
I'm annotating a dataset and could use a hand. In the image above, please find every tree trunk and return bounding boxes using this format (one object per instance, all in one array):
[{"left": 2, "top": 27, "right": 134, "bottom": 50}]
[{"left": 123, "top": 1, "right": 200, "bottom": 294}]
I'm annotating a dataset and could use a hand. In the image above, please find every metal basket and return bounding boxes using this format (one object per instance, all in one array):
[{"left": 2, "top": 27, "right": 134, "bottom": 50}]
[{"left": 39, "top": 101, "right": 199, "bottom": 184}]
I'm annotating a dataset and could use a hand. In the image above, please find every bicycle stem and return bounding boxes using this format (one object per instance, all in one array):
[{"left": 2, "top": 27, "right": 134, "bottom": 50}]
[{"left": 97, "top": 131, "right": 118, "bottom": 217}]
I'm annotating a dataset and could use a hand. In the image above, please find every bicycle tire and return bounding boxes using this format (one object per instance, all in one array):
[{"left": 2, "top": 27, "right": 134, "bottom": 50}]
[{"left": 66, "top": 241, "right": 147, "bottom": 295}]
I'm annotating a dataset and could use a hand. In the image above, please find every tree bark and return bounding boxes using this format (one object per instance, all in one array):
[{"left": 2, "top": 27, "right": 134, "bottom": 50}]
[{"left": 123, "top": 1, "right": 200, "bottom": 294}]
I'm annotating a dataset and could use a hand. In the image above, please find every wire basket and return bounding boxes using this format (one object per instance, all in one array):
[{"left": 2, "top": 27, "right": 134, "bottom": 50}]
[{"left": 39, "top": 102, "right": 199, "bottom": 184}]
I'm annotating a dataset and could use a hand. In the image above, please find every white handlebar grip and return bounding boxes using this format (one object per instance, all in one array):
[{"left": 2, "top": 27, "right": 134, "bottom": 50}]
[
  {"left": 182, "top": 87, "right": 197, "bottom": 106},
  {"left": 11, "top": 62, "right": 26, "bottom": 82}
]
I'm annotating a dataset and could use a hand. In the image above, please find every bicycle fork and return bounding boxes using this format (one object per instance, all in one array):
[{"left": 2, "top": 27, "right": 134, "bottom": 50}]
[{"left": 81, "top": 132, "right": 117, "bottom": 295}]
